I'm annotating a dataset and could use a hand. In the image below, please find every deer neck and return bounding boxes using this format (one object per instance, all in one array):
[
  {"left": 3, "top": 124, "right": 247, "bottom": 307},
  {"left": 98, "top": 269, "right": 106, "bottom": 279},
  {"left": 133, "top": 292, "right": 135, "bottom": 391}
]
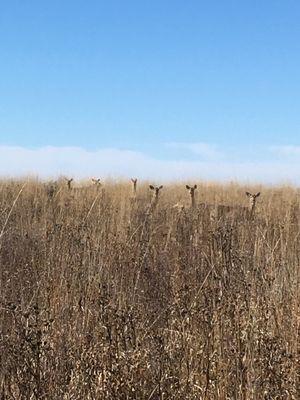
[
  {"left": 151, "top": 193, "right": 159, "bottom": 207},
  {"left": 191, "top": 194, "right": 196, "bottom": 208},
  {"left": 132, "top": 184, "right": 137, "bottom": 196},
  {"left": 249, "top": 199, "right": 255, "bottom": 212}
]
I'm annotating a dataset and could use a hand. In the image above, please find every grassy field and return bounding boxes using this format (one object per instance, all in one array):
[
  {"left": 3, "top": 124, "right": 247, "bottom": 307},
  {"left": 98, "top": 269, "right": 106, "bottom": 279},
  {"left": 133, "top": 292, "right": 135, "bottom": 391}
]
[{"left": 0, "top": 178, "right": 299, "bottom": 399}]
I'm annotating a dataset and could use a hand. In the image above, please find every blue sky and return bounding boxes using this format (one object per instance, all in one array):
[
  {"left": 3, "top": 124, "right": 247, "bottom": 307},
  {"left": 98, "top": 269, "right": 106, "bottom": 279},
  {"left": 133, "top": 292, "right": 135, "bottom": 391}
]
[{"left": 1, "top": 1, "right": 300, "bottom": 182}]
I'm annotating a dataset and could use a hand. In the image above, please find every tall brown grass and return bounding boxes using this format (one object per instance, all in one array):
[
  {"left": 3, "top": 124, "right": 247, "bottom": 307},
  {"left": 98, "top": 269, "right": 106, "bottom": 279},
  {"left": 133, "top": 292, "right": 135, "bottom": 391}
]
[{"left": 0, "top": 178, "right": 299, "bottom": 399}]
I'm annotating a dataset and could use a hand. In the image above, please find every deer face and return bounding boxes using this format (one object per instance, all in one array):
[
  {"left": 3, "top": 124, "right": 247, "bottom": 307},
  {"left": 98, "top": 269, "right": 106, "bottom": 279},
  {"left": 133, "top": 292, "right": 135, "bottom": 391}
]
[
  {"left": 186, "top": 184, "right": 197, "bottom": 196},
  {"left": 246, "top": 191, "right": 260, "bottom": 209},
  {"left": 149, "top": 185, "right": 163, "bottom": 197},
  {"left": 65, "top": 178, "right": 73, "bottom": 189},
  {"left": 92, "top": 178, "right": 101, "bottom": 186},
  {"left": 131, "top": 178, "right": 137, "bottom": 192}
]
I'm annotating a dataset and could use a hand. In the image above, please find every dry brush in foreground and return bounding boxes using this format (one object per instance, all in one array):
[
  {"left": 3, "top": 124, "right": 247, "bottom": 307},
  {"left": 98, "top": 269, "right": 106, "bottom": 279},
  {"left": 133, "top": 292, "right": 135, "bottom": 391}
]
[{"left": 0, "top": 179, "right": 299, "bottom": 399}]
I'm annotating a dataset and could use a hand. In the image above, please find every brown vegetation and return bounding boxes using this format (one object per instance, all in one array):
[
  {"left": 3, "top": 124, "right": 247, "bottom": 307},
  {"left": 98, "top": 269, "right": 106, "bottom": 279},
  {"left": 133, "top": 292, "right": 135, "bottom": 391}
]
[{"left": 0, "top": 178, "right": 299, "bottom": 399}]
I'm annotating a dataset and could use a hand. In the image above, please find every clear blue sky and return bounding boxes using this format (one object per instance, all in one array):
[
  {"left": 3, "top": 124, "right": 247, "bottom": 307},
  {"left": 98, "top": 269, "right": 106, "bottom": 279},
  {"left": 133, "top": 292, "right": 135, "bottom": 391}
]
[{"left": 1, "top": 1, "right": 300, "bottom": 181}]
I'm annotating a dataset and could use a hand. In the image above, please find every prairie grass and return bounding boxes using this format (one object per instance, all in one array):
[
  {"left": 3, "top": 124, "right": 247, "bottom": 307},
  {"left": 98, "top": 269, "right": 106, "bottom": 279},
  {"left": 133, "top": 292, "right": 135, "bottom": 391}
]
[{"left": 0, "top": 178, "right": 299, "bottom": 399}]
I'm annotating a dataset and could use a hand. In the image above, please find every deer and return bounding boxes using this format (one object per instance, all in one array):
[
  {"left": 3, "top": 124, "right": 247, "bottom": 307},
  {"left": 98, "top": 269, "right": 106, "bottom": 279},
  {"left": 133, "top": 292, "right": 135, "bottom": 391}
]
[
  {"left": 186, "top": 184, "right": 197, "bottom": 208},
  {"left": 149, "top": 185, "right": 163, "bottom": 211},
  {"left": 45, "top": 181, "right": 59, "bottom": 199},
  {"left": 213, "top": 191, "right": 261, "bottom": 222},
  {"left": 131, "top": 178, "right": 138, "bottom": 198},
  {"left": 91, "top": 178, "right": 102, "bottom": 188},
  {"left": 64, "top": 178, "right": 73, "bottom": 190},
  {"left": 185, "top": 183, "right": 217, "bottom": 216},
  {"left": 246, "top": 191, "right": 261, "bottom": 217}
]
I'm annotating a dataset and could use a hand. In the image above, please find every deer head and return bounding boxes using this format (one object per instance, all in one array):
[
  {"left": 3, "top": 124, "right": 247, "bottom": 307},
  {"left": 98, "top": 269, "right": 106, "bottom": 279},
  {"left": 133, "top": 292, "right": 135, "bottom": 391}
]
[
  {"left": 65, "top": 178, "right": 73, "bottom": 190},
  {"left": 91, "top": 178, "right": 101, "bottom": 187},
  {"left": 246, "top": 191, "right": 260, "bottom": 214},
  {"left": 131, "top": 178, "right": 138, "bottom": 195},
  {"left": 186, "top": 184, "right": 197, "bottom": 207},
  {"left": 149, "top": 185, "right": 163, "bottom": 198},
  {"left": 149, "top": 185, "right": 163, "bottom": 210}
]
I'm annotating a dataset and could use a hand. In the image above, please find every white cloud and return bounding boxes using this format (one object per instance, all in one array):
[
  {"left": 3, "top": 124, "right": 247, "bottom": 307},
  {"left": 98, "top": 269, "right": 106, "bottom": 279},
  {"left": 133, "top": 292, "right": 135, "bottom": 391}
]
[
  {"left": 270, "top": 145, "right": 300, "bottom": 157},
  {"left": 165, "top": 142, "right": 221, "bottom": 159},
  {"left": 0, "top": 145, "right": 150, "bottom": 179},
  {"left": 0, "top": 145, "right": 300, "bottom": 184}
]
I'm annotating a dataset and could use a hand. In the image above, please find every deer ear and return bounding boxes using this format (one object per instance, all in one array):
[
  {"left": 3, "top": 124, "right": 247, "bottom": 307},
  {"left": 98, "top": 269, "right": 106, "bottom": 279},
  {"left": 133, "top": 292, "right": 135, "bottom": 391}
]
[
  {"left": 194, "top": 184, "right": 197, "bottom": 189},
  {"left": 159, "top": 185, "right": 163, "bottom": 189},
  {"left": 255, "top": 192, "right": 261, "bottom": 198},
  {"left": 246, "top": 192, "right": 251, "bottom": 197},
  {"left": 186, "top": 185, "right": 191, "bottom": 190},
  {"left": 149, "top": 185, "right": 154, "bottom": 190},
  {"left": 131, "top": 178, "right": 135, "bottom": 183}
]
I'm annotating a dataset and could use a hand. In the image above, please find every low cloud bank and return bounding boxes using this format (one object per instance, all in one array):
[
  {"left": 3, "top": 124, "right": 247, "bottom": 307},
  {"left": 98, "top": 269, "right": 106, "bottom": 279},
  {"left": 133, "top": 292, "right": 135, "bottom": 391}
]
[
  {"left": 165, "top": 142, "right": 221, "bottom": 160},
  {"left": 0, "top": 145, "right": 300, "bottom": 184}
]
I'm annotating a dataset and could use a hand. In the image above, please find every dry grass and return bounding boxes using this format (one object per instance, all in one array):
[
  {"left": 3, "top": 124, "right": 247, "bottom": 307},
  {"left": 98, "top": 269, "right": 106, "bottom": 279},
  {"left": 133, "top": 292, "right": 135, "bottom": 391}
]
[{"left": 0, "top": 178, "right": 299, "bottom": 399}]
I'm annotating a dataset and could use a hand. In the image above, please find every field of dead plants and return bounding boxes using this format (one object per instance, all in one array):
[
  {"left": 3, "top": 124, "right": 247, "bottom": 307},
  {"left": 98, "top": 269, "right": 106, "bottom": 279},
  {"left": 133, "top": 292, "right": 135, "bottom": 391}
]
[{"left": 0, "top": 178, "right": 299, "bottom": 399}]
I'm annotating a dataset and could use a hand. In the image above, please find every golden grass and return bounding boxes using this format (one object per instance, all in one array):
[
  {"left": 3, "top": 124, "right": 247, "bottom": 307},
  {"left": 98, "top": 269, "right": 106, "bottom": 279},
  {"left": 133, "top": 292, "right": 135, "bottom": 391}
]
[{"left": 0, "top": 178, "right": 299, "bottom": 399}]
